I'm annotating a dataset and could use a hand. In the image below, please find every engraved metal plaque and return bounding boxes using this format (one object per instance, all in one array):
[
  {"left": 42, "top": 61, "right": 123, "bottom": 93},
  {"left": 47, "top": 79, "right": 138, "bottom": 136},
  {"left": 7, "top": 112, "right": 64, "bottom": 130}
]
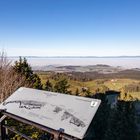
[{"left": 0, "top": 87, "right": 101, "bottom": 139}]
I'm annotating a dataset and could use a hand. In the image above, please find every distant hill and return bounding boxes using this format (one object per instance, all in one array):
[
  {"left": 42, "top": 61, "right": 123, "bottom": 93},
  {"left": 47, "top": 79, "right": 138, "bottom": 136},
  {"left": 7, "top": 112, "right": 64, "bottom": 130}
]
[
  {"left": 34, "top": 64, "right": 140, "bottom": 80},
  {"left": 33, "top": 64, "right": 124, "bottom": 73}
]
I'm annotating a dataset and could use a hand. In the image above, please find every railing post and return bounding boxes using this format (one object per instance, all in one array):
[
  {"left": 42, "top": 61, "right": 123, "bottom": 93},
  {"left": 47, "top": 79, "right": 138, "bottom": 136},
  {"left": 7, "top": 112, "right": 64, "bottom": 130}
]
[
  {"left": 0, "top": 115, "right": 7, "bottom": 140},
  {"left": 53, "top": 131, "right": 61, "bottom": 140}
]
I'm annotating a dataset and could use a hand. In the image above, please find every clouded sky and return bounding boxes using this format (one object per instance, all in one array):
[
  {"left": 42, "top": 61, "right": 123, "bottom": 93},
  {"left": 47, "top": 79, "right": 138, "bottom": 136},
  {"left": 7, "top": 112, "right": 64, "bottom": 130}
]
[{"left": 0, "top": 0, "right": 140, "bottom": 56}]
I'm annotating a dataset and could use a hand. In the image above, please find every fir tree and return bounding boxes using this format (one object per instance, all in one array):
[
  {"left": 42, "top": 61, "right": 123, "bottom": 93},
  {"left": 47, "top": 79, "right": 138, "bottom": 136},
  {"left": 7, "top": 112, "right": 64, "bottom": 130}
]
[
  {"left": 13, "top": 57, "right": 42, "bottom": 89},
  {"left": 54, "top": 78, "right": 71, "bottom": 94},
  {"left": 32, "top": 74, "right": 42, "bottom": 89},
  {"left": 45, "top": 80, "right": 53, "bottom": 91},
  {"left": 85, "top": 89, "right": 91, "bottom": 97},
  {"left": 75, "top": 88, "right": 80, "bottom": 96}
]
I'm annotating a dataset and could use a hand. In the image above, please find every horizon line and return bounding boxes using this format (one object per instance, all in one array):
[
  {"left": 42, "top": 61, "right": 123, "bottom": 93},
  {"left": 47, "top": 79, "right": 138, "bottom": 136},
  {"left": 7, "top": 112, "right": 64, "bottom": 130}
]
[{"left": 7, "top": 55, "right": 140, "bottom": 58}]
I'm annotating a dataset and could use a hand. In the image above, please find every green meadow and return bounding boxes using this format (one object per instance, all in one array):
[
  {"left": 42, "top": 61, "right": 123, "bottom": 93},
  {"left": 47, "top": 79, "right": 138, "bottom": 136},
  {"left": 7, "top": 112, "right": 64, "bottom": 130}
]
[{"left": 38, "top": 72, "right": 140, "bottom": 100}]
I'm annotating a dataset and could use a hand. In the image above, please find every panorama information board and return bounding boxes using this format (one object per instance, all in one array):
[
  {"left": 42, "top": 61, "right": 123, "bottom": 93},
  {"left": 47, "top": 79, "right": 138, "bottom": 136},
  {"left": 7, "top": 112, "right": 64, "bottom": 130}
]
[{"left": 0, "top": 87, "right": 101, "bottom": 139}]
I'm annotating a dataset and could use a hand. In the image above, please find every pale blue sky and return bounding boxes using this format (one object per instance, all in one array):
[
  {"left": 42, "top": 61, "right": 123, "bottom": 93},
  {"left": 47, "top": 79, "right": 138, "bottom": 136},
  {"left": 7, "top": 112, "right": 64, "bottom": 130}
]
[{"left": 0, "top": 0, "right": 140, "bottom": 56}]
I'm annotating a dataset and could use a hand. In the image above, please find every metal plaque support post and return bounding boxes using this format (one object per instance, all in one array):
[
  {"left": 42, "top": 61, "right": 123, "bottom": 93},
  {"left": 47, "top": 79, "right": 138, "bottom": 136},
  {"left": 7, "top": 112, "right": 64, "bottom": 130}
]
[{"left": 0, "top": 114, "right": 7, "bottom": 140}]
